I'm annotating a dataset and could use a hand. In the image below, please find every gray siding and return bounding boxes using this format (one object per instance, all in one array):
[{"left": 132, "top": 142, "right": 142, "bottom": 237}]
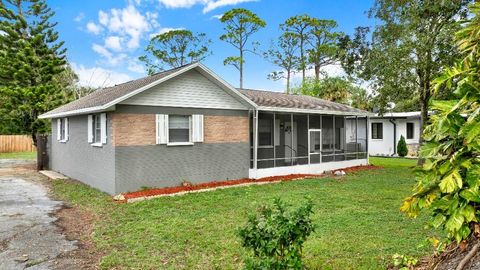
[
  {"left": 51, "top": 114, "right": 116, "bottom": 194},
  {"left": 115, "top": 104, "right": 248, "bottom": 117},
  {"left": 120, "top": 70, "right": 247, "bottom": 110},
  {"left": 115, "top": 142, "right": 250, "bottom": 193}
]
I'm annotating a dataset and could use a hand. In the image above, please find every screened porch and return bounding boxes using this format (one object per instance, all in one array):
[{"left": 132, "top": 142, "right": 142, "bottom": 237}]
[{"left": 250, "top": 112, "right": 368, "bottom": 170}]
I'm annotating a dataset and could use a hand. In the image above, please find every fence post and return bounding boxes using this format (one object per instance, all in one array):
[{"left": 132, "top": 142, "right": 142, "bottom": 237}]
[{"left": 36, "top": 135, "right": 48, "bottom": 171}]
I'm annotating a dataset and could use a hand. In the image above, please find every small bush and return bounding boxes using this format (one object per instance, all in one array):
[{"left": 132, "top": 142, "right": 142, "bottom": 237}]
[
  {"left": 397, "top": 135, "right": 408, "bottom": 157},
  {"left": 239, "top": 198, "right": 315, "bottom": 270}
]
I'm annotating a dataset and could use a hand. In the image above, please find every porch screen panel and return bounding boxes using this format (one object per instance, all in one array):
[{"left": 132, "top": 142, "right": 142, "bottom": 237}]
[
  {"left": 334, "top": 116, "right": 346, "bottom": 161},
  {"left": 357, "top": 117, "right": 368, "bottom": 159},
  {"left": 321, "top": 115, "right": 334, "bottom": 162},
  {"left": 309, "top": 115, "right": 321, "bottom": 164},
  {"left": 345, "top": 117, "right": 358, "bottom": 160},
  {"left": 257, "top": 113, "right": 274, "bottom": 168},
  {"left": 275, "top": 113, "right": 293, "bottom": 167},
  {"left": 293, "top": 114, "right": 308, "bottom": 165}
]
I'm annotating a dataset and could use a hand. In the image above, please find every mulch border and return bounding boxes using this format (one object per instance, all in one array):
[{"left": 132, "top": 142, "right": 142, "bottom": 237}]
[{"left": 116, "top": 165, "right": 380, "bottom": 203}]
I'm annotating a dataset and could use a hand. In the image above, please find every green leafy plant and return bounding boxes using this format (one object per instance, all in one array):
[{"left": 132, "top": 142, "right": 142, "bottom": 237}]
[
  {"left": 397, "top": 135, "right": 408, "bottom": 157},
  {"left": 239, "top": 198, "right": 314, "bottom": 270},
  {"left": 392, "top": 253, "right": 418, "bottom": 270},
  {"left": 401, "top": 3, "right": 480, "bottom": 243}
]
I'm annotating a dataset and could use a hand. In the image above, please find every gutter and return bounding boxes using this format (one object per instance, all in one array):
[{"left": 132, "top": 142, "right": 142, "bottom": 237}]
[{"left": 389, "top": 118, "right": 396, "bottom": 156}]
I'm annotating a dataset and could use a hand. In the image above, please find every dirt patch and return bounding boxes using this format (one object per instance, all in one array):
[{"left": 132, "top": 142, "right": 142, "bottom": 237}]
[{"left": 52, "top": 204, "right": 103, "bottom": 269}]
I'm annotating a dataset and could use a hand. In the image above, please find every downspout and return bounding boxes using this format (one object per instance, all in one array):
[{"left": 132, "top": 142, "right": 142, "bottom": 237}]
[{"left": 389, "top": 118, "right": 396, "bottom": 156}]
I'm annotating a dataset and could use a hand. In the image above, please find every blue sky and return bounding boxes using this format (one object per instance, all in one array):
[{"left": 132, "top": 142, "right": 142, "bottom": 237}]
[{"left": 50, "top": 0, "right": 375, "bottom": 91}]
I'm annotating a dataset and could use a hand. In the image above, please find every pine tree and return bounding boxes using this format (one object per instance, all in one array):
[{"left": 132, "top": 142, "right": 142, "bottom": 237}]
[
  {"left": 0, "top": 0, "right": 68, "bottom": 143},
  {"left": 397, "top": 135, "right": 408, "bottom": 157}
]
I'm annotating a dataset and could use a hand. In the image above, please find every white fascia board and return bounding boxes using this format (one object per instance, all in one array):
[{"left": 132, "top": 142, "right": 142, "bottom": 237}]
[
  {"left": 195, "top": 63, "right": 258, "bottom": 109},
  {"left": 257, "top": 106, "right": 374, "bottom": 116},
  {"left": 39, "top": 106, "right": 116, "bottom": 119}
]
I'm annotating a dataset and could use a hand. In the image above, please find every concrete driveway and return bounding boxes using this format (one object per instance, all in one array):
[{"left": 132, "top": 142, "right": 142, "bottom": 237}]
[{"left": 0, "top": 161, "right": 77, "bottom": 269}]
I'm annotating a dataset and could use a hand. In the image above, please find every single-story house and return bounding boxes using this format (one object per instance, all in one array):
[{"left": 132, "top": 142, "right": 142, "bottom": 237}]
[
  {"left": 40, "top": 63, "right": 372, "bottom": 195},
  {"left": 368, "top": 112, "right": 422, "bottom": 157}
]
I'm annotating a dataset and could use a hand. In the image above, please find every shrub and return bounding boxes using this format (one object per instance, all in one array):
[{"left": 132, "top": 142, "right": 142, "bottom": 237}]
[
  {"left": 239, "top": 198, "right": 315, "bottom": 270},
  {"left": 401, "top": 3, "right": 480, "bottom": 243},
  {"left": 397, "top": 135, "right": 408, "bottom": 157}
]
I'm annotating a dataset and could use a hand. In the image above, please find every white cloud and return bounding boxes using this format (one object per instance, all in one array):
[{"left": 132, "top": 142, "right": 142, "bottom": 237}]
[
  {"left": 104, "top": 36, "right": 122, "bottom": 51},
  {"left": 86, "top": 21, "right": 103, "bottom": 35},
  {"left": 156, "top": 0, "right": 257, "bottom": 13},
  {"left": 97, "top": 4, "right": 151, "bottom": 50},
  {"left": 74, "top": 12, "right": 85, "bottom": 22},
  {"left": 92, "top": 43, "right": 127, "bottom": 66},
  {"left": 202, "top": 0, "right": 257, "bottom": 13},
  {"left": 149, "top": 27, "right": 184, "bottom": 39},
  {"left": 128, "top": 59, "right": 145, "bottom": 73},
  {"left": 71, "top": 63, "right": 131, "bottom": 88},
  {"left": 211, "top": 14, "right": 223, "bottom": 20}
]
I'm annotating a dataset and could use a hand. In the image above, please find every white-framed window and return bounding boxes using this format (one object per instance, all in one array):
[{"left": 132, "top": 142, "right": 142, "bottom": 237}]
[
  {"left": 156, "top": 114, "right": 203, "bottom": 145},
  {"left": 169, "top": 115, "right": 191, "bottom": 143},
  {"left": 57, "top": 118, "right": 69, "bottom": 142},
  {"left": 406, "top": 122, "right": 414, "bottom": 139},
  {"left": 371, "top": 122, "right": 383, "bottom": 139},
  {"left": 88, "top": 113, "right": 107, "bottom": 146}
]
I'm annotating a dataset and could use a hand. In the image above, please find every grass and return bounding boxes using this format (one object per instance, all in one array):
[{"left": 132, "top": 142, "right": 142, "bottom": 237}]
[
  {"left": 52, "top": 157, "right": 436, "bottom": 270},
  {"left": 0, "top": 151, "right": 36, "bottom": 160}
]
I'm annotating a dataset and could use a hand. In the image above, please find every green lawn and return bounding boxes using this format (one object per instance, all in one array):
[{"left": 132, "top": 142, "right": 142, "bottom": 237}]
[
  {"left": 0, "top": 151, "right": 36, "bottom": 160},
  {"left": 52, "top": 157, "right": 435, "bottom": 270}
]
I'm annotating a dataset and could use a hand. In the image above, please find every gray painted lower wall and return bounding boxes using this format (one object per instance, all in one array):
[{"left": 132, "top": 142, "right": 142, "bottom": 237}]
[
  {"left": 114, "top": 142, "right": 250, "bottom": 193},
  {"left": 51, "top": 114, "right": 116, "bottom": 194}
]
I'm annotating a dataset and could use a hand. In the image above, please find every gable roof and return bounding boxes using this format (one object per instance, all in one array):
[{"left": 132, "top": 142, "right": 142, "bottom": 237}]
[
  {"left": 39, "top": 63, "right": 256, "bottom": 118},
  {"left": 40, "top": 63, "right": 371, "bottom": 119},
  {"left": 238, "top": 88, "right": 369, "bottom": 116}
]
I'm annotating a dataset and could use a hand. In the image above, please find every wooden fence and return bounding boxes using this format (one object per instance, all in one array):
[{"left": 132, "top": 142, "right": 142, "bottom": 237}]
[{"left": 0, "top": 135, "right": 36, "bottom": 153}]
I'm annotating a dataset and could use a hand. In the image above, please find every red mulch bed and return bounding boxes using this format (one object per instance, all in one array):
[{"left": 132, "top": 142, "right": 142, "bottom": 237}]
[{"left": 119, "top": 165, "right": 381, "bottom": 201}]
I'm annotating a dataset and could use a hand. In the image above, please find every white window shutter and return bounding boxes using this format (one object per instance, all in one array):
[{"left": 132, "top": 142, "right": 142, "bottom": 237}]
[
  {"left": 101, "top": 113, "right": 107, "bottom": 144},
  {"left": 192, "top": 114, "right": 204, "bottom": 142},
  {"left": 87, "top": 115, "right": 93, "bottom": 143},
  {"left": 64, "top": 118, "right": 69, "bottom": 141},
  {"left": 56, "top": 119, "right": 61, "bottom": 141},
  {"left": 156, "top": 114, "right": 168, "bottom": 144}
]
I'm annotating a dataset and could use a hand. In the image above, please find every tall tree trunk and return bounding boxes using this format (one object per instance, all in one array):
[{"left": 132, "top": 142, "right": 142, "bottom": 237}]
[
  {"left": 314, "top": 64, "right": 320, "bottom": 80},
  {"left": 418, "top": 79, "right": 430, "bottom": 166},
  {"left": 286, "top": 71, "right": 291, "bottom": 94},
  {"left": 300, "top": 38, "right": 305, "bottom": 84},
  {"left": 240, "top": 49, "right": 243, "bottom": 89}
]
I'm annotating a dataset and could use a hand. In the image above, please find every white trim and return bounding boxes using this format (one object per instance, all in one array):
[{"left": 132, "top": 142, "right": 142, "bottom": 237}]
[
  {"left": 249, "top": 159, "right": 368, "bottom": 179},
  {"left": 100, "top": 113, "right": 107, "bottom": 144},
  {"left": 64, "top": 118, "right": 69, "bottom": 141},
  {"left": 167, "top": 142, "right": 194, "bottom": 146},
  {"left": 91, "top": 142, "right": 103, "bottom": 147},
  {"left": 39, "top": 105, "right": 115, "bottom": 119},
  {"left": 87, "top": 115, "right": 93, "bottom": 143},
  {"left": 56, "top": 119, "right": 61, "bottom": 141},
  {"left": 257, "top": 106, "right": 374, "bottom": 116}
]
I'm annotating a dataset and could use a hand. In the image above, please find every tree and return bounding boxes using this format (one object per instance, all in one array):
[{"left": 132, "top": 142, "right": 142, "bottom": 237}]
[
  {"left": 264, "top": 32, "right": 299, "bottom": 93},
  {"left": 220, "top": 8, "right": 266, "bottom": 89},
  {"left": 281, "top": 15, "right": 312, "bottom": 83},
  {"left": 397, "top": 135, "right": 408, "bottom": 157},
  {"left": 401, "top": 3, "right": 480, "bottom": 266},
  {"left": 341, "top": 0, "right": 471, "bottom": 148},
  {"left": 307, "top": 19, "right": 343, "bottom": 80},
  {"left": 0, "top": 0, "right": 68, "bottom": 143},
  {"left": 239, "top": 198, "right": 314, "bottom": 269},
  {"left": 349, "top": 85, "right": 373, "bottom": 111},
  {"left": 139, "top": 29, "right": 211, "bottom": 75},
  {"left": 292, "top": 76, "right": 371, "bottom": 107}
]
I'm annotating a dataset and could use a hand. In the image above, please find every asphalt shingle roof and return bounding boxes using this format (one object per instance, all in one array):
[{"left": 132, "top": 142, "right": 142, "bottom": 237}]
[
  {"left": 41, "top": 63, "right": 368, "bottom": 117},
  {"left": 237, "top": 88, "right": 366, "bottom": 114}
]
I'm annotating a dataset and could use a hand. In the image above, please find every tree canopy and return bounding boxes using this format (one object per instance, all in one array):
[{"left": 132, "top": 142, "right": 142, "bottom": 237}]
[{"left": 140, "top": 29, "right": 211, "bottom": 75}]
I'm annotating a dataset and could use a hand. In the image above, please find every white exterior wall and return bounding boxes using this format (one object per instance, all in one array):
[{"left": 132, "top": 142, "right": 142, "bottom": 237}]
[
  {"left": 368, "top": 116, "right": 421, "bottom": 156},
  {"left": 120, "top": 69, "right": 247, "bottom": 110}
]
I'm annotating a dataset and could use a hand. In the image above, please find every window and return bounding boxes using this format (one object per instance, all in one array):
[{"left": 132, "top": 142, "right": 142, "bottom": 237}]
[
  {"left": 88, "top": 113, "right": 106, "bottom": 146},
  {"left": 407, "top": 122, "right": 414, "bottom": 139},
  {"left": 93, "top": 114, "right": 101, "bottom": 143},
  {"left": 371, "top": 122, "right": 383, "bottom": 139},
  {"left": 168, "top": 115, "right": 191, "bottom": 143},
  {"left": 57, "top": 118, "right": 68, "bottom": 142}
]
